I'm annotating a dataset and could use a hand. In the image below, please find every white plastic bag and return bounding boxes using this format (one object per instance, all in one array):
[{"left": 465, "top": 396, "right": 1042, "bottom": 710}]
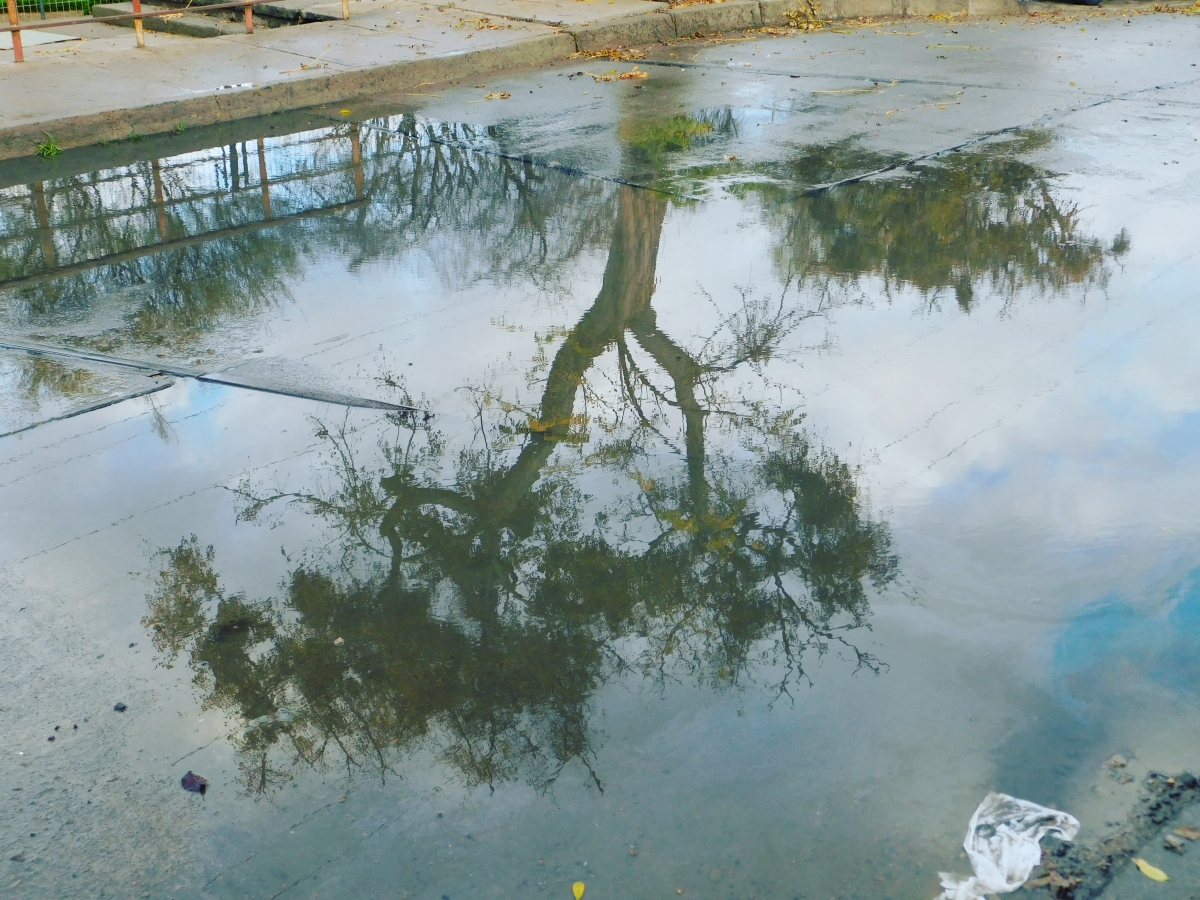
[{"left": 936, "top": 792, "right": 1080, "bottom": 900}]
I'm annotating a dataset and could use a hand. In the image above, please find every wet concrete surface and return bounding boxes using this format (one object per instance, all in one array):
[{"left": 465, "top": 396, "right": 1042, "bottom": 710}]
[{"left": 3, "top": 13, "right": 1200, "bottom": 900}]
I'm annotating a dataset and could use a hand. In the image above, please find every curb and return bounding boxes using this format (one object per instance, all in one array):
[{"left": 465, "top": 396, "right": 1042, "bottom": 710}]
[{"left": 0, "top": 0, "right": 1023, "bottom": 162}]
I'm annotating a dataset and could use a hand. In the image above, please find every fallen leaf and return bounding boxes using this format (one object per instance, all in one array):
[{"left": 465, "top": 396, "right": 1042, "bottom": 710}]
[
  {"left": 1134, "top": 858, "right": 1170, "bottom": 881},
  {"left": 1175, "top": 825, "right": 1200, "bottom": 840},
  {"left": 1164, "top": 834, "right": 1186, "bottom": 853},
  {"left": 574, "top": 47, "right": 645, "bottom": 60},
  {"left": 1103, "top": 754, "right": 1128, "bottom": 768},
  {"left": 572, "top": 883, "right": 585, "bottom": 900},
  {"left": 484, "top": 91, "right": 511, "bottom": 99},
  {"left": 618, "top": 66, "right": 648, "bottom": 79},
  {"left": 1048, "top": 871, "right": 1075, "bottom": 888},
  {"left": 339, "top": 109, "right": 352, "bottom": 115}
]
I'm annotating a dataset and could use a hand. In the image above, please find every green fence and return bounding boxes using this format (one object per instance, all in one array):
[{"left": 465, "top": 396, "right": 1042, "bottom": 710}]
[{"left": 15, "top": 0, "right": 97, "bottom": 17}]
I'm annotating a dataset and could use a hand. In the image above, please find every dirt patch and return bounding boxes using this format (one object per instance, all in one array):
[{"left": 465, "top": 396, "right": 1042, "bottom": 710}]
[{"left": 1027, "top": 772, "right": 1200, "bottom": 899}]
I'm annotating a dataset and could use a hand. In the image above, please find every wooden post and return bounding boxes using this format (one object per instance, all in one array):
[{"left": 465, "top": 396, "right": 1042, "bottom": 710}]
[
  {"left": 151, "top": 160, "right": 168, "bottom": 242},
  {"left": 32, "top": 182, "right": 55, "bottom": 267},
  {"left": 257, "top": 138, "right": 271, "bottom": 218},
  {"left": 6, "top": 0, "right": 23, "bottom": 63},
  {"left": 244, "top": 1, "right": 252, "bottom": 32},
  {"left": 131, "top": 0, "right": 145, "bottom": 47},
  {"left": 341, "top": 0, "right": 348, "bottom": 19},
  {"left": 350, "top": 125, "right": 363, "bottom": 200}
]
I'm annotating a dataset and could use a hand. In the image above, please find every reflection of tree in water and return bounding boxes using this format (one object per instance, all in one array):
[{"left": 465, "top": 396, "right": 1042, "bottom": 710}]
[
  {"left": 738, "top": 132, "right": 1127, "bottom": 311},
  {"left": 0, "top": 119, "right": 613, "bottom": 355},
  {"left": 13, "top": 356, "right": 98, "bottom": 402},
  {"left": 0, "top": 166, "right": 303, "bottom": 351},
  {"left": 139, "top": 117, "right": 1123, "bottom": 799},
  {"left": 143, "top": 131, "right": 898, "bottom": 796}
]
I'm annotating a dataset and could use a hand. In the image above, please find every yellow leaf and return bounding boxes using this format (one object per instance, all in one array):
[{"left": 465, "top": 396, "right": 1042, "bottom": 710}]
[
  {"left": 572, "top": 883, "right": 586, "bottom": 900},
  {"left": 1134, "top": 858, "right": 1170, "bottom": 881},
  {"left": 339, "top": 109, "right": 352, "bottom": 115}
]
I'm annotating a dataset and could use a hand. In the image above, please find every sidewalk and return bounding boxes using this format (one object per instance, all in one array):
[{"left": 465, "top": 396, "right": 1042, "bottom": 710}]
[{"left": 0, "top": 0, "right": 1026, "bottom": 160}]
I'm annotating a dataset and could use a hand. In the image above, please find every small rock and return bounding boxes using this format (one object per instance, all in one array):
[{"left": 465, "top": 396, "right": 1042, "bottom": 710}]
[
  {"left": 333, "top": 637, "right": 345, "bottom": 646},
  {"left": 47, "top": 736, "right": 54, "bottom": 742},
  {"left": 10, "top": 852, "right": 25, "bottom": 863},
  {"left": 180, "top": 771, "right": 208, "bottom": 795},
  {"left": 113, "top": 702, "right": 127, "bottom": 712},
  {"left": 1104, "top": 754, "right": 1128, "bottom": 768},
  {"left": 1164, "top": 833, "right": 1187, "bottom": 853}
]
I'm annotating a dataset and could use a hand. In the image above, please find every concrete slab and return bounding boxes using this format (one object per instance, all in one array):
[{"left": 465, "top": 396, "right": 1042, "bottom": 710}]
[
  {"left": 93, "top": 1, "right": 252, "bottom": 37},
  {"left": 0, "top": 29, "right": 83, "bottom": 50},
  {"left": 438, "top": 0, "right": 673, "bottom": 28},
  {"left": 2, "top": 13, "right": 1200, "bottom": 900},
  {"left": 0, "top": 350, "right": 174, "bottom": 437}
]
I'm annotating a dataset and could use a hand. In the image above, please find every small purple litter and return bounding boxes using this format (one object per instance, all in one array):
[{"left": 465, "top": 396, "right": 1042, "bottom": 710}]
[{"left": 181, "top": 771, "right": 208, "bottom": 795}]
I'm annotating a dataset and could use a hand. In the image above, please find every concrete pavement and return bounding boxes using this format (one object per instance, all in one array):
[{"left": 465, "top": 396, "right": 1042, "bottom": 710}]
[{"left": 8, "top": 0, "right": 1150, "bottom": 160}]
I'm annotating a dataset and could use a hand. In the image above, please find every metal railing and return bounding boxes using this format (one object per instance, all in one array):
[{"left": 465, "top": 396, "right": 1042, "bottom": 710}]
[
  {"left": 3, "top": 0, "right": 349, "bottom": 62},
  {"left": 1, "top": 125, "right": 369, "bottom": 288}
]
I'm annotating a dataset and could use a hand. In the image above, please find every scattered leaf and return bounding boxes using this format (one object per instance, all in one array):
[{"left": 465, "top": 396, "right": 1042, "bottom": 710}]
[
  {"left": 339, "top": 109, "right": 352, "bottom": 115},
  {"left": 484, "top": 91, "right": 511, "bottom": 100},
  {"left": 1164, "top": 834, "right": 1187, "bottom": 853},
  {"left": 573, "top": 47, "right": 645, "bottom": 60},
  {"left": 1175, "top": 825, "right": 1200, "bottom": 840},
  {"left": 618, "top": 66, "right": 649, "bottom": 80},
  {"left": 1027, "top": 871, "right": 1074, "bottom": 889},
  {"left": 1134, "top": 858, "right": 1170, "bottom": 881},
  {"left": 572, "top": 882, "right": 585, "bottom": 900}
]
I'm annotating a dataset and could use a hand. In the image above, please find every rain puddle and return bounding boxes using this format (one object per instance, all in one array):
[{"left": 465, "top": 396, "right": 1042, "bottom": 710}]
[{"left": 2, "top": 51, "right": 1200, "bottom": 900}]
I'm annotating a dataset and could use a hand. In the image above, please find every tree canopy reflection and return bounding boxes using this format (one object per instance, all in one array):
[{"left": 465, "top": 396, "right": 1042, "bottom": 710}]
[
  {"left": 2, "top": 109, "right": 1123, "bottom": 423},
  {"left": 143, "top": 122, "right": 899, "bottom": 795},
  {"left": 738, "top": 132, "right": 1128, "bottom": 310},
  {"left": 139, "top": 113, "right": 1129, "bottom": 798}
]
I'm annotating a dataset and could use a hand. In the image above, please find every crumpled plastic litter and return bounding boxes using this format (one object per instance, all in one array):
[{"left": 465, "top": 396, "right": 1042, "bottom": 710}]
[{"left": 936, "top": 792, "right": 1080, "bottom": 900}]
